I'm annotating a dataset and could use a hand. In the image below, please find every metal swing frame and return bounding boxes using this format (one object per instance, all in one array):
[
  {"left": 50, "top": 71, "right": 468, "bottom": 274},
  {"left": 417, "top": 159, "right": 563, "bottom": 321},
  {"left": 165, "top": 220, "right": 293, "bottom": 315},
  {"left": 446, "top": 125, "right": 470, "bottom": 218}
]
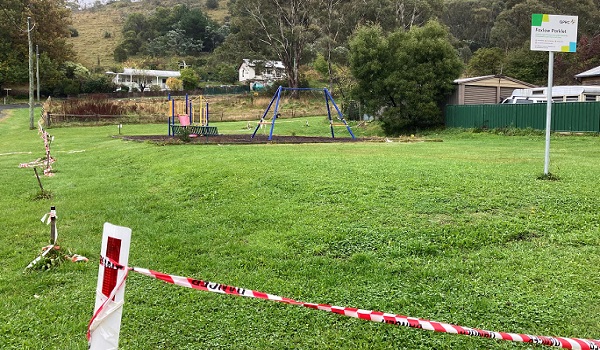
[{"left": 251, "top": 86, "right": 356, "bottom": 140}]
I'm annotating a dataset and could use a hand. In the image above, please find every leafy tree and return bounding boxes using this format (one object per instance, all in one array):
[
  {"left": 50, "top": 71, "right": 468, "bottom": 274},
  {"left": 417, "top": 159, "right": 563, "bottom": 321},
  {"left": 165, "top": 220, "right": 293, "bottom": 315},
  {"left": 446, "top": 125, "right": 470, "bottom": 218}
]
[
  {"left": 0, "top": 0, "right": 74, "bottom": 87},
  {"left": 466, "top": 47, "right": 505, "bottom": 76},
  {"left": 229, "top": 0, "right": 320, "bottom": 93},
  {"left": 349, "top": 21, "right": 462, "bottom": 135},
  {"left": 502, "top": 45, "right": 548, "bottom": 86},
  {"left": 313, "top": 53, "right": 329, "bottom": 79},
  {"left": 490, "top": 1, "right": 554, "bottom": 51},
  {"left": 555, "top": 34, "right": 600, "bottom": 85},
  {"left": 113, "top": 45, "right": 128, "bottom": 62},
  {"left": 115, "top": 5, "right": 223, "bottom": 59},
  {"left": 179, "top": 68, "right": 200, "bottom": 90},
  {"left": 442, "top": 0, "right": 503, "bottom": 50},
  {"left": 215, "top": 64, "right": 238, "bottom": 84}
]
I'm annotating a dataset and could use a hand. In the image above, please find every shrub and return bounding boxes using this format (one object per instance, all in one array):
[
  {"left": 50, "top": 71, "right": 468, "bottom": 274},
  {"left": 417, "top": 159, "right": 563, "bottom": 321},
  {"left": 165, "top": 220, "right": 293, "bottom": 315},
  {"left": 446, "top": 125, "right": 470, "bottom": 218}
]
[
  {"left": 206, "top": 0, "right": 219, "bottom": 9},
  {"left": 69, "top": 27, "right": 79, "bottom": 37}
]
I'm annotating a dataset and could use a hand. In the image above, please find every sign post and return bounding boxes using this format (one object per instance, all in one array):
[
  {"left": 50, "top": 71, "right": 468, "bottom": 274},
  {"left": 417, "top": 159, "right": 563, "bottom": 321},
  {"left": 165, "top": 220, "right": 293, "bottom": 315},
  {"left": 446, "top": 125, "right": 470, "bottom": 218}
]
[
  {"left": 89, "top": 223, "right": 131, "bottom": 350},
  {"left": 530, "top": 14, "right": 578, "bottom": 175}
]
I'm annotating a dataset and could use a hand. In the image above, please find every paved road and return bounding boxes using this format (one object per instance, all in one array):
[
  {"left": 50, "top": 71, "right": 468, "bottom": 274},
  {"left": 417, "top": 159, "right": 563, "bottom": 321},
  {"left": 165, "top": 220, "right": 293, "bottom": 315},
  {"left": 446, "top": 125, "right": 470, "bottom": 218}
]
[
  {"left": 0, "top": 104, "right": 28, "bottom": 112},
  {"left": 0, "top": 104, "right": 28, "bottom": 119}
]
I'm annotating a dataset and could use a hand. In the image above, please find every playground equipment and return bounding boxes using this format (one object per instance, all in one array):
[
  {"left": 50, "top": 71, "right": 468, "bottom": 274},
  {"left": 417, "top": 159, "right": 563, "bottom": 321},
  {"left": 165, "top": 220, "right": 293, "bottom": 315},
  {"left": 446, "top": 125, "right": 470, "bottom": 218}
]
[
  {"left": 168, "top": 94, "right": 218, "bottom": 136},
  {"left": 252, "top": 87, "right": 355, "bottom": 141}
]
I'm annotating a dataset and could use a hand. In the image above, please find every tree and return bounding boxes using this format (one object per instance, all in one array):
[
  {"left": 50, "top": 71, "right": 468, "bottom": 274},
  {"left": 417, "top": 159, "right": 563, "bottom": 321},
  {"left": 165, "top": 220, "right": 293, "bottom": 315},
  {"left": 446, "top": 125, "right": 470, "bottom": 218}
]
[
  {"left": 229, "top": 0, "right": 320, "bottom": 93},
  {"left": 466, "top": 47, "right": 505, "bottom": 76},
  {"left": 442, "top": 0, "right": 503, "bottom": 50},
  {"left": 349, "top": 20, "right": 462, "bottom": 135},
  {"left": 0, "top": 0, "right": 74, "bottom": 87},
  {"left": 179, "top": 68, "right": 199, "bottom": 90},
  {"left": 502, "top": 45, "right": 548, "bottom": 86},
  {"left": 115, "top": 5, "right": 223, "bottom": 59},
  {"left": 554, "top": 34, "right": 600, "bottom": 85},
  {"left": 490, "top": 1, "right": 554, "bottom": 51}
]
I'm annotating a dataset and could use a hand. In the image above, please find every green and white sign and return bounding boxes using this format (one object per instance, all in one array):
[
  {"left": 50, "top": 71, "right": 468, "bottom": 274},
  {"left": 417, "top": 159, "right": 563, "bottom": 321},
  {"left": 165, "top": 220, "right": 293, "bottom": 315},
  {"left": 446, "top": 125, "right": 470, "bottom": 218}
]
[{"left": 530, "top": 14, "right": 578, "bottom": 52}]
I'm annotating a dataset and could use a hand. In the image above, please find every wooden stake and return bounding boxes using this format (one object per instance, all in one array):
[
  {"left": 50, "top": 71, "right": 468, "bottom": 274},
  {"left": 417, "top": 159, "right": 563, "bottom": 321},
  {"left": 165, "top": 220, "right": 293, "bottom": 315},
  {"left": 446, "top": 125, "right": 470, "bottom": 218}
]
[
  {"left": 34, "top": 168, "right": 44, "bottom": 192},
  {"left": 50, "top": 206, "right": 56, "bottom": 245}
]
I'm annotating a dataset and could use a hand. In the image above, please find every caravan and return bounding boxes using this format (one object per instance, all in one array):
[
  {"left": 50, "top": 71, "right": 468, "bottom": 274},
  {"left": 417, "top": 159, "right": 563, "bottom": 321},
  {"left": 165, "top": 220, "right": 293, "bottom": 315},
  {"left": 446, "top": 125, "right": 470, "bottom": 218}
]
[{"left": 502, "top": 85, "right": 600, "bottom": 104}]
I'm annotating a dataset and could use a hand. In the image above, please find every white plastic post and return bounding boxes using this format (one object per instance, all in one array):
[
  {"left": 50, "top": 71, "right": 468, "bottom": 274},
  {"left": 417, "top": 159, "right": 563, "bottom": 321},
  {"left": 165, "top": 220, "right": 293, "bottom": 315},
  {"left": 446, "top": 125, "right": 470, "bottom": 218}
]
[{"left": 89, "top": 223, "right": 131, "bottom": 350}]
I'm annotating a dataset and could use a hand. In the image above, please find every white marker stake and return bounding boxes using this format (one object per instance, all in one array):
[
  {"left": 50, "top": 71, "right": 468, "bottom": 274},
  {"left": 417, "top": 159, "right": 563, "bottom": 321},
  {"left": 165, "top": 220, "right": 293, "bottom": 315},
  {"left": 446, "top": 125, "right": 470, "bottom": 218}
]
[{"left": 89, "top": 223, "right": 131, "bottom": 350}]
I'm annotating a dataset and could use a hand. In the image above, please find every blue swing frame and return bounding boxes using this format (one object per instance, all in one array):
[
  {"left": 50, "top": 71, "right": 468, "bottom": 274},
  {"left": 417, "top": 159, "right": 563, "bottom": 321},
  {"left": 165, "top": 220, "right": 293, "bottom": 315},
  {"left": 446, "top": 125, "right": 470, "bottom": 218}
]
[{"left": 251, "top": 86, "right": 356, "bottom": 141}]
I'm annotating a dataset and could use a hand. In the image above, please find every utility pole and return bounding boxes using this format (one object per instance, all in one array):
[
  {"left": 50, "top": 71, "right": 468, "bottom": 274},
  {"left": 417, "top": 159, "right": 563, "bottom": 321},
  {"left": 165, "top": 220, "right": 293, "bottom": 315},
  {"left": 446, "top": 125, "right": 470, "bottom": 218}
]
[
  {"left": 27, "top": 17, "right": 34, "bottom": 129},
  {"left": 36, "top": 45, "right": 40, "bottom": 103}
]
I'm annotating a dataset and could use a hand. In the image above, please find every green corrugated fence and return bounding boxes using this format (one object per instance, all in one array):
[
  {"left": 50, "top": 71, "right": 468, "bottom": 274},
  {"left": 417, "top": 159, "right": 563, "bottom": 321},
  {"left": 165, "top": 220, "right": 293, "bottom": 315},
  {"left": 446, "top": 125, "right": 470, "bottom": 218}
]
[{"left": 445, "top": 102, "right": 600, "bottom": 132}]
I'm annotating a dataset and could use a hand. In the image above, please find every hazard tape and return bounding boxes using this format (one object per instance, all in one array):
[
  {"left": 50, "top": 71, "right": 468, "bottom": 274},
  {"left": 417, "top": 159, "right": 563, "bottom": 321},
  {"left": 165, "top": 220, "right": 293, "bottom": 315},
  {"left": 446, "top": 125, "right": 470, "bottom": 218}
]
[{"left": 93, "top": 256, "right": 600, "bottom": 349}]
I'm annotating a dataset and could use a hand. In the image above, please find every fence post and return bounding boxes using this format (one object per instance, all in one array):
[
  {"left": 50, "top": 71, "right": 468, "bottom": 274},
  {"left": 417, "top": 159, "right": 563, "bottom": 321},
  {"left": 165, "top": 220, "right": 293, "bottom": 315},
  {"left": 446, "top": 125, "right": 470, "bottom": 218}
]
[
  {"left": 49, "top": 206, "right": 56, "bottom": 244},
  {"left": 89, "top": 223, "right": 131, "bottom": 350}
]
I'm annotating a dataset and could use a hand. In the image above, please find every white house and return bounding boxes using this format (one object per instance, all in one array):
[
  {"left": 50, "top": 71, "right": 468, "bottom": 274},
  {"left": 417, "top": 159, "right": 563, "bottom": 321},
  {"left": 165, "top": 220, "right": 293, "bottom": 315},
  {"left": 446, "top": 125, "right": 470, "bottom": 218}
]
[
  {"left": 107, "top": 68, "right": 181, "bottom": 91},
  {"left": 238, "top": 59, "right": 286, "bottom": 85}
]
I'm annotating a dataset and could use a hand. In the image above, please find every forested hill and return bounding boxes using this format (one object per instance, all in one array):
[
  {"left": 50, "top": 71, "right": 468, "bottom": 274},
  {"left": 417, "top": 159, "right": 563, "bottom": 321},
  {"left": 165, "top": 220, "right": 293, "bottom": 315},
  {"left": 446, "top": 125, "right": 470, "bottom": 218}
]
[
  {"left": 67, "top": 0, "right": 600, "bottom": 85},
  {"left": 68, "top": 0, "right": 229, "bottom": 68},
  {"left": 2, "top": 0, "right": 600, "bottom": 97}
]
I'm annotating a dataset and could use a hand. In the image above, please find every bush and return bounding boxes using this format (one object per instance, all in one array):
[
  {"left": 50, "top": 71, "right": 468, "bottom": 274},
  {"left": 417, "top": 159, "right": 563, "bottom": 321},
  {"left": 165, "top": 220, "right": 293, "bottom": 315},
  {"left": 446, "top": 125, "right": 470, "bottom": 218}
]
[
  {"left": 69, "top": 27, "right": 79, "bottom": 37},
  {"left": 81, "top": 74, "right": 117, "bottom": 94},
  {"left": 206, "top": 0, "right": 219, "bottom": 9},
  {"left": 113, "top": 45, "right": 128, "bottom": 63}
]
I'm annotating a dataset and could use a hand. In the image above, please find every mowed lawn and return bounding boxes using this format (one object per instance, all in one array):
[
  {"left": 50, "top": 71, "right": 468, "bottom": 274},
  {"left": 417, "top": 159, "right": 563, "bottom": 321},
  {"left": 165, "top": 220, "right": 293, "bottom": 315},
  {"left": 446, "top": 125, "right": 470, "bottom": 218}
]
[{"left": 1, "top": 109, "right": 599, "bottom": 349}]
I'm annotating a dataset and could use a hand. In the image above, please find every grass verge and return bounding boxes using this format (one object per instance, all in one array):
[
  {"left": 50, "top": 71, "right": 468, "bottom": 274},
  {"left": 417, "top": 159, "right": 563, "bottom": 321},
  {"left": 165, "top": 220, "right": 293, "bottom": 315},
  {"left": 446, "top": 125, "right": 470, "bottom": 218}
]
[{"left": 1, "top": 109, "right": 600, "bottom": 349}]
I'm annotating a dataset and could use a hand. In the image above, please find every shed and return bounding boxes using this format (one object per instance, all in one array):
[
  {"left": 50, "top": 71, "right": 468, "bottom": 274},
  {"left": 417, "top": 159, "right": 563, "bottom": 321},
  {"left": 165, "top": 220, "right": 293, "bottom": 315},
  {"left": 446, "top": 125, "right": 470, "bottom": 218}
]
[
  {"left": 575, "top": 66, "right": 600, "bottom": 85},
  {"left": 448, "top": 75, "right": 536, "bottom": 105}
]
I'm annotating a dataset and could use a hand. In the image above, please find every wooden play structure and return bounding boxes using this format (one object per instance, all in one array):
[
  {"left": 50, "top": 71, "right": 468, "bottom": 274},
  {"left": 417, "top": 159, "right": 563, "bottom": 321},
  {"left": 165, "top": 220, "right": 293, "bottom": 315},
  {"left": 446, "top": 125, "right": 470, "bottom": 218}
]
[{"left": 168, "top": 94, "right": 218, "bottom": 136}]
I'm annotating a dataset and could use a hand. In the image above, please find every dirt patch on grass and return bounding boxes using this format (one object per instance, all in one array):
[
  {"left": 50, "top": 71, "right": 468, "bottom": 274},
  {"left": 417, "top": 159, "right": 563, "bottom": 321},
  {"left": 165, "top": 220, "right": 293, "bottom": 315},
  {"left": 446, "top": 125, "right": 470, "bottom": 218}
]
[
  {"left": 121, "top": 134, "right": 371, "bottom": 144},
  {"left": 120, "top": 134, "right": 439, "bottom": 145}
]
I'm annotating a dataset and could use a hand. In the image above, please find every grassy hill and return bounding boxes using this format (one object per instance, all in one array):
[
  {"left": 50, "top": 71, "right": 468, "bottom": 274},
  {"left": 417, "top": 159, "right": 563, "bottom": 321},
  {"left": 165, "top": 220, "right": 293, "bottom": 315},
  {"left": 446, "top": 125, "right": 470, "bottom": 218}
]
[{"left": 68, "top": 0, "right": 229, "bottom": 69}]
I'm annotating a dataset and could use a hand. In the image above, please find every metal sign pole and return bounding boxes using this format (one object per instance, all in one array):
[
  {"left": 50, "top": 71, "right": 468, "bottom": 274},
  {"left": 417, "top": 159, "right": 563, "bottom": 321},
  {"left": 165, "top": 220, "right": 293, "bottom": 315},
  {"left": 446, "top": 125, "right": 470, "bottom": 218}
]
[
  {"left": 543, "top": 51, "right": 554, "bottom": 175},
  {"left": 531, "top": 14, "right": 578, "bottom": 176}
]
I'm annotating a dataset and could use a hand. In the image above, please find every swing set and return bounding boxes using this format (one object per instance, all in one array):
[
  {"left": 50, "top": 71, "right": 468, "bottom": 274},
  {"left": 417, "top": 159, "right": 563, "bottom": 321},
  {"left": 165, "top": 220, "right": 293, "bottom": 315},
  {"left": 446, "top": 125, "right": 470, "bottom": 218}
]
[{"left": 251, "top": 87, "right": 355, "bottom": 141}]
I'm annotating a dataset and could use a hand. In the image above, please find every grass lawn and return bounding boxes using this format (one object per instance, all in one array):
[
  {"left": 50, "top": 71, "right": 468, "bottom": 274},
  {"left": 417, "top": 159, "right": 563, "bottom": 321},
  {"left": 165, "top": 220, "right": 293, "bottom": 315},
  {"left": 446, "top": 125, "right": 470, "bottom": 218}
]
[{"left": 1, "top": 109, "right": 599, "bottom": 349}]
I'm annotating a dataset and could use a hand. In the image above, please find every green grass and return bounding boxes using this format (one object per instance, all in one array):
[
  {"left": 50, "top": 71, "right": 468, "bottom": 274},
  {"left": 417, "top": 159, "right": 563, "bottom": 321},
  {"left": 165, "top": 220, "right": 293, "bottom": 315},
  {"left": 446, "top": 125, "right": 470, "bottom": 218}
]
[{"left": 2, "top": 109, "right": 600, "bottom": 349}]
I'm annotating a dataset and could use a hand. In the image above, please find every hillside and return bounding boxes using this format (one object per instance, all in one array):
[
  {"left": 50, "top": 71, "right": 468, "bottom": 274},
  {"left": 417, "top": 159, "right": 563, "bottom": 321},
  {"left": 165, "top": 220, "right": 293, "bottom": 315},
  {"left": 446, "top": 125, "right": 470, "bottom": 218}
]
[{"left": 68, "top": 0, "right": 229, "bottom": 69}]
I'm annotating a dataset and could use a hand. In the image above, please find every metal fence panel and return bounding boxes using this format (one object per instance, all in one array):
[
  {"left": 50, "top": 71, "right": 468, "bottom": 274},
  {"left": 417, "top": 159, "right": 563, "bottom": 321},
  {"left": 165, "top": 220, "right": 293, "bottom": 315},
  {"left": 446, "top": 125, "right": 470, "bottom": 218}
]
[{"left": 445, "top": 102, "right": 600, "bottom": 132}]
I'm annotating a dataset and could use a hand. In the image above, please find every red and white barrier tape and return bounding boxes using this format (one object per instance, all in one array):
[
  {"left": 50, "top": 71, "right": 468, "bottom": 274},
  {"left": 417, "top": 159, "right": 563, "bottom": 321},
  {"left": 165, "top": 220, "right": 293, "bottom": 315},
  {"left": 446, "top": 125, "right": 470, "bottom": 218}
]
[{"left": 93, "top": 256, "right": 600, "bottom": 349}]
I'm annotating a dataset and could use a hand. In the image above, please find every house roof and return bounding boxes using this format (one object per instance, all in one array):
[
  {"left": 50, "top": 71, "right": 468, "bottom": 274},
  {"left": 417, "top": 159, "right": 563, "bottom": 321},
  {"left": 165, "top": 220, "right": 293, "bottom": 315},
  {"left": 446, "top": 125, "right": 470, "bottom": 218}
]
[
  {"left": 575, "top": 65, "right": 600, "bottom": 79},
  {"left": 241, "top": 59, "right": 285, "bottom": 69},
  {"left": 454, "top": 75, "right": 536, "bottom": 87},
  {"left": 120, "top": 68, "right": 181, "bottom": 78}
]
